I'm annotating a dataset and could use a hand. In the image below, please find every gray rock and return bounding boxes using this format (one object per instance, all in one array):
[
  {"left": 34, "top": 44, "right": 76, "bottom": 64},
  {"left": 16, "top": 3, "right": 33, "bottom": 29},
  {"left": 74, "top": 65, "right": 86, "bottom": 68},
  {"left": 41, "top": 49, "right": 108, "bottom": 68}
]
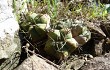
[
  {"left": 16, "top": 54, "right": 58, "bottom": 70},
  {"left": 0, "top": 34, "right": 21, "bottom": 70},
  {"left": 80, "top": 53, "right": 110, "bottom": 70},
  {"left": 0, "top": 0, "right": 21, "bottom": 70},
  {"left": 60, "top": 56, "right": 85, "bottom": 70}
]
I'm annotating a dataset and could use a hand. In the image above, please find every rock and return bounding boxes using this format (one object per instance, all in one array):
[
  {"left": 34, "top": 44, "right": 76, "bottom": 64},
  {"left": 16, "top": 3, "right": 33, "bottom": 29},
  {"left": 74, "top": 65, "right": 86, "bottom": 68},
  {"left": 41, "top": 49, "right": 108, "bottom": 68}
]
[
  {"left": 0, "top": 35, "right": 21, "bottom": 70},
  {"left": 100, "top": 22, "right": 110, "bottom": 38},
  {"left": 16, "top": 54, "right": 58, "bottom": 70},
  {"left": 60, "top": 56, "right": 85, "bottom": 70},
  {"left": 0, "top": 0, "right": 21, "bottom": 70},
  {"left": 94, "top": 39, "right": 104, "bottom": 56},
  {"left": 82, "top": 21, "right": 107, "bottom": 56},
  {"left": 100, "top": 22, "right": 110, "bottom": 53},
  {"left": 86, "top": 22, "right": 106, "bottom": 39},
  {"left": 70, "top": 59, "right": 85, "bottom": 70},
  {"left": 80, "top": 53, "right": 110, "bottom": 70},
  {"left": 85, "top": 21, "right": 110, "bottom": 56}
]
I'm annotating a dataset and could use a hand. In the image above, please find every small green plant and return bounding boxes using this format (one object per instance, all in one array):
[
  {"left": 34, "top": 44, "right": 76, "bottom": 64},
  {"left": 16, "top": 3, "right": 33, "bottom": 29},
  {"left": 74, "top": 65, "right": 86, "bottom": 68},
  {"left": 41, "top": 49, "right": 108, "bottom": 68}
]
[
  {"left": 12, "top": 0, "right": 28, "bottom": 21},
  {"left": 12, "top": 0, "right": 16, "bottom": 12},
  {"left": 47, "top": 0, "right": 57, "bottom": 19},
  {"left": 71, "top": 2, "right": 108, "bottom": 20},
  {"left": 89, "top": 3, "right": 107, "bottom": 20}
]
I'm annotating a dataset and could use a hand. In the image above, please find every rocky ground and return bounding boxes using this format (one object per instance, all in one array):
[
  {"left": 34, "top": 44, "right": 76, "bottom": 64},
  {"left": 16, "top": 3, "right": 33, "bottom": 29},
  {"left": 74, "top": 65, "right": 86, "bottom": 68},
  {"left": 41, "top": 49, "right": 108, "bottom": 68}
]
[
  {"left": 16, "top": 0, "right": 110, "bottom": 70},
  {"left": 1, "top": 0, "right": 110, "bottom": 70}
]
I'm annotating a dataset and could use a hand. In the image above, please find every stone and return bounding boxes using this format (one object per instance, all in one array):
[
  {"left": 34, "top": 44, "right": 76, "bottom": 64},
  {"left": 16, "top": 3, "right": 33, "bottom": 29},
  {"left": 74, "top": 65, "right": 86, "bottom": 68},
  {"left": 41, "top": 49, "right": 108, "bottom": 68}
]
[
  {"left": 60, "top": 56, "right": 85, "bottom": 70},
  {"left": 80, "top": 53, "right": 110, "bottom": 70},
  {"left": 0, "top": 0, "right": 21, "bottom": 70},
  {"left": 16, "top": 54, "right": 58, "bottom": 70},
  {"left": 83, "top": 21, "right": 106, "bottom": 56}
]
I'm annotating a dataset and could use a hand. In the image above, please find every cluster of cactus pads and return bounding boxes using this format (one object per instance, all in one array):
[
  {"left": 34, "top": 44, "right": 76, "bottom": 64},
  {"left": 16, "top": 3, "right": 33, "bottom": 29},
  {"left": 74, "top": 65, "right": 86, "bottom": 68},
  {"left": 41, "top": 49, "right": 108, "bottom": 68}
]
[{"left": 20, "top": 13, "right": 91, "bottom": 59}]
